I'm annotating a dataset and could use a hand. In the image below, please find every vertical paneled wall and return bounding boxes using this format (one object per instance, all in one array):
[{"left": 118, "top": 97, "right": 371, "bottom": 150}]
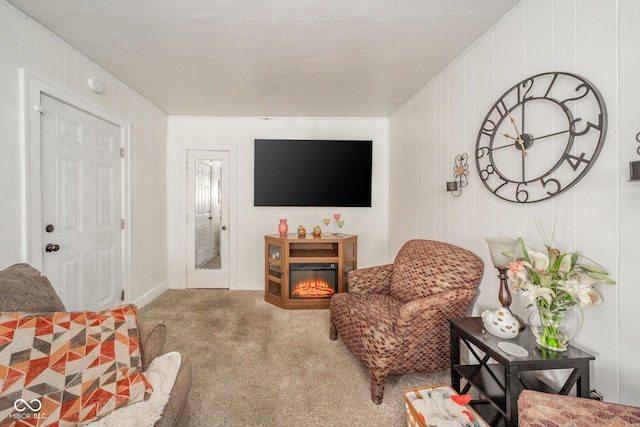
[
  {"left": 0, "top": 1, "right": 168, "bottom": 303},
  {"left": 389, "top": 0, "right": 640, "bottom": 404}
]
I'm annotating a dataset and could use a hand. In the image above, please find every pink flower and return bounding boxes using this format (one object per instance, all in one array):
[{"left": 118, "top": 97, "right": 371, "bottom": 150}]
[
  {"left": 508, "top": 261, "right": 526, "bottom": 275},
  {"left": 507, "top": 261, "right": 532, "bottom": 293}
]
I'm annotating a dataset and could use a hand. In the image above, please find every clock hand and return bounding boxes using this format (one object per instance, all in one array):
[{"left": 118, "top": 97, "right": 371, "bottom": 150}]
[
  {"left": 508, "top": 114, "right": 528, "bottom": 156},
  {"left": 530, "top": 129, "right": 571, "bottom": 142},
  {"left": 501, "top": 132, "right": 528, "bottom": 145},
  {"left": 503, "top": 132, "right": 529, "bottom": 156},
  {"left": 490, "top": 141, "right": 518, "bottom": 152}
]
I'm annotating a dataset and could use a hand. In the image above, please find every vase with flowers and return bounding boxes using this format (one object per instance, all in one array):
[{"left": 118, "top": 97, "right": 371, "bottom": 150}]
[{"left": 506, "top": 226, "right": 615, "bottom": 352}]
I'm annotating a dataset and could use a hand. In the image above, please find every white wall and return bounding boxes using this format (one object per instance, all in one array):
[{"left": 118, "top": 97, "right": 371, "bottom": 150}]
[
  {"left": 389, "top": 0, "right": 640, "bottom": 405},
  {"left": 167, "top": 117, "right": 389, "bottom": 290},
  {"left": 0, "top": 1, "right": 168, "bottom": 304}
]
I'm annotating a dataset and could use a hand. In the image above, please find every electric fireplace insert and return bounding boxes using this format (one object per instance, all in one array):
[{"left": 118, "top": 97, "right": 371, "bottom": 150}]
[{"left": 289, "top": 263, "right": 338, "bottom": 299}]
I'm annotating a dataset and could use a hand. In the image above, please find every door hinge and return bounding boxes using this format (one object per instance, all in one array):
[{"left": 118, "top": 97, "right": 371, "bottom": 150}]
[
  {"left": 120, "top": 218, "right": 125, "bottom": 229},
  {"left": 121, "top": 289, "right": 125, "bottom": 301},
  {"left": 35, "top": 104, "right": 44, "bottom": 114},
  {"left": 120, "top": 147, "right": 125, "bottom": 158}
]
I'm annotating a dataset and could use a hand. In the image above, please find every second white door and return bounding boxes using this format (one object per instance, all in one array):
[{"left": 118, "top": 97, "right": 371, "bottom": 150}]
[{"left": 186, "top": 150, "right": 230, "bottom": 288}]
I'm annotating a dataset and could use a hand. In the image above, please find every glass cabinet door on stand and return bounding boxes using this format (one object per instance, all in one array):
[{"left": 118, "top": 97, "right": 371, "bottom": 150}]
[
  {"left": 343, "top": 240, "right": 357, "bottom": 292},
  {"left": 265, "top": 240, "right": 283, "bottom": 305}
]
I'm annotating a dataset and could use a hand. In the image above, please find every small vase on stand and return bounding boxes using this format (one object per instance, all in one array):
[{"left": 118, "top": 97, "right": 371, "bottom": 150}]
[{"left": 278, "top": 219, "right": 288, "bottom": 237}]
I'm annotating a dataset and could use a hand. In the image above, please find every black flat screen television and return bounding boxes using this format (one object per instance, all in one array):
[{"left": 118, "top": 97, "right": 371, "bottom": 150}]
[{"left": 254, "top": 139, "right": 372, "bottom": 207}]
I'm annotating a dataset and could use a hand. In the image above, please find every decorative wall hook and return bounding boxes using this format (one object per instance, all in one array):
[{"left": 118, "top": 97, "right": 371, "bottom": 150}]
[
  {"left": 446, "top": 153, "right": 469, "bottom": 197},
  {"left": 630, "top": 132, "right": 640, "bottom": 181}
]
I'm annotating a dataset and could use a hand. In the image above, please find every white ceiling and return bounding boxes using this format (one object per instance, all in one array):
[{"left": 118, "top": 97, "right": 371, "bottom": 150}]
[{"left": 7, "top": 0, "right": 520, "bottom": 117}]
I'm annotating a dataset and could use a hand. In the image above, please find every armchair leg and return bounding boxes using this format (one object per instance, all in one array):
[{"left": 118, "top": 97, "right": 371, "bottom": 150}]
[
  {"left": 370, "top": 370, "right": 386, "bottom": 404},
  {"left": 329, "top": 322, "right": 338, "bottom": 340}
]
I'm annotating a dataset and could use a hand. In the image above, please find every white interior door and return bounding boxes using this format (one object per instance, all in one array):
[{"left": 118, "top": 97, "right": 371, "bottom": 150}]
[
  {"left": 186, "top": 150, "right": 230, "bottom": 288},
  {"left": 39, "top": 94, "right": 122, "bottom": 311}
]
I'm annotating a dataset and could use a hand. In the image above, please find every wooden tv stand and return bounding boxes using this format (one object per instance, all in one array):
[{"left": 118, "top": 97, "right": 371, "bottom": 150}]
[{"left": 264, "top": 234, "right": 357, "bottom": 309}]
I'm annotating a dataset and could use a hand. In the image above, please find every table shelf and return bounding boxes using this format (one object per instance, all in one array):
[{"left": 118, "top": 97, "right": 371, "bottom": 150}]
[{"left": 469, "top": 401, "right": 507, "bottom": 427}]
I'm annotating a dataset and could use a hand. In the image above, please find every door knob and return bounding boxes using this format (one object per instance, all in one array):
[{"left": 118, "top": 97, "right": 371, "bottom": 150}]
[
  {"left": 45, "top": 244, "right": 60, "bottom": 252},
  {"left": 221, "top": 226, "right": 227, "bottom": 230}
]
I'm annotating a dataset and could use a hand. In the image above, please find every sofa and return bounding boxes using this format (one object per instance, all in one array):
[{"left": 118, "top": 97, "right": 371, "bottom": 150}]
[
  {"left": 0, "top": 263, "right": 192, "bottom": 426},
  {"left": 329, "top": 239, "right": 484, "bottom": 404},
  {"left": 518, "top": 390, "right": 640, "bottom": 426}
]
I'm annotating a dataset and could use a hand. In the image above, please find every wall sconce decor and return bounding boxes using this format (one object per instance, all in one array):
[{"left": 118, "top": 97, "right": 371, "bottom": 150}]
[
  {"left": 446, "top": 153, "right": 469, "bottom": 197},
  {"left": 630, "top": 132, "right": 640, "bottom": 181}
]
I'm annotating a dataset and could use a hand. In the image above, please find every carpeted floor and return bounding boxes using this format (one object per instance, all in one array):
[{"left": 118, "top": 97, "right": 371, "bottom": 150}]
[{"left": 138, "top": 289, "right": 452, "bottom": 426}]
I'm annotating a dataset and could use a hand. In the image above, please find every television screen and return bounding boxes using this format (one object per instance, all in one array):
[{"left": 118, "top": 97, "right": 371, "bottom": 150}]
[{"left": 254, "top": 139, "right": 372, "bottom": 207}]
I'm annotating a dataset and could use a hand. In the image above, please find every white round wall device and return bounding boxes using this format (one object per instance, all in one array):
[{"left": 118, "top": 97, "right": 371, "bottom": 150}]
[{"left": 88, "top": 77, "right": 104, "bottom": 94}]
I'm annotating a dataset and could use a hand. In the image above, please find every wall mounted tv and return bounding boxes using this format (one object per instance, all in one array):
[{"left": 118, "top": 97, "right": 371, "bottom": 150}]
[{"left": 254, "top": 139, "right": 372, "bottom": 207}]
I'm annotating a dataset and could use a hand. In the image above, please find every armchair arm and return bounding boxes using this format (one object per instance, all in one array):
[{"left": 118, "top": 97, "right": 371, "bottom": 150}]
[
  {"left": 397, "top": 288, "right": 477, "bottom": 331},
  {"left": 137, "top": 320, "right": 167, "bottom": 371},
  {"left": 154, "top": 354, "right": 193, "bottom": 427},
  {"left": 347, "top": 264, "right": 393, "bottom": 295}
]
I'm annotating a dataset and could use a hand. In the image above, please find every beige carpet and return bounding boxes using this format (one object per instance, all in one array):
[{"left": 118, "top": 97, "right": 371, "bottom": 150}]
[{"left": 138, "top": 289, "right": 451, "bottom": 426}]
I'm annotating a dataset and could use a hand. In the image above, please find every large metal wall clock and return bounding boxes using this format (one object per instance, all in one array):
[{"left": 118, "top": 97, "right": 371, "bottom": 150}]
[{"left": 475, "top": 71, "right": 607, "bottom": 203}]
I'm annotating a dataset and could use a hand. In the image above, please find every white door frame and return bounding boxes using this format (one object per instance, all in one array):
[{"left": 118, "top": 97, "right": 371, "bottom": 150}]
[
  {"left": 21, "top": 69, "right": 131, "bottom": 303},
  {"left": 186, "top": 150, "right": 230, "bottom": 288},
  {"left": 168, "top": 143, "right": 238, "bottom": 290}
]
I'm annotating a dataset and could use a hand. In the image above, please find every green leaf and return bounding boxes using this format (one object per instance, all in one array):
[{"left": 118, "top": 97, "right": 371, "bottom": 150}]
[{"left": 519, "top": 237, "right": 530, "bottom": 264}]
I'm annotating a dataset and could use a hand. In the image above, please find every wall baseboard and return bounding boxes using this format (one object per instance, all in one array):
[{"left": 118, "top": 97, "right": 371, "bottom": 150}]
[
  {"left": 167, "top": 279, "right": 182, "bottom": 290},
  {"left": 132, "top": 281, "right": 169, "bottom": 308},
  {"left": 234, "top": 281, "right": 262, "bottom": 291}
]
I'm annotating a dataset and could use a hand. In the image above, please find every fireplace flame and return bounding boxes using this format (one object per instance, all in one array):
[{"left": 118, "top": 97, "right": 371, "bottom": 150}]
[{"left": 291, "top": 278, "right": 335, "bottom": 298}]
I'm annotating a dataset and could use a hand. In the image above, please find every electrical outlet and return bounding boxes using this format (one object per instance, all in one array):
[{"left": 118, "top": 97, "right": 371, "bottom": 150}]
[{"left": 590, "top": 388, "right": 603, "bottom": 401}]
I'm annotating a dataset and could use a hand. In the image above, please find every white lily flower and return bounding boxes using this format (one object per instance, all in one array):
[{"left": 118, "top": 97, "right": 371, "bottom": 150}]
[
  {"left": 558, "top": 253, "right": 573, "bottom": 276},
  {"left": 588, "top": 291, "right": 603, "bottom": 305},
  {"left": 561, "top": 279, "right": 600, "bottom": 307},
  {"left": 523, "top": 281, "right": 554, "bottom": 306},
  {"left": 528, "top": 250, "right": 550, "bottom": 271},
  {"left": 572, "top": 271, "right": 598, "bottom": 285}
]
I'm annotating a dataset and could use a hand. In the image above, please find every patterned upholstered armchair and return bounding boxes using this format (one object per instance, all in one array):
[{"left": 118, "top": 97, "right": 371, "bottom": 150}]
[{"left": 329, "top": 239, "right": 484, "bottom": 404}]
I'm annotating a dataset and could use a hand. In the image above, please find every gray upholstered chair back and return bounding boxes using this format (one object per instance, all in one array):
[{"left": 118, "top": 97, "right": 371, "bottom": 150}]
[{"left": 0, "top": 263, "right": 66, "bottom": 312}]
